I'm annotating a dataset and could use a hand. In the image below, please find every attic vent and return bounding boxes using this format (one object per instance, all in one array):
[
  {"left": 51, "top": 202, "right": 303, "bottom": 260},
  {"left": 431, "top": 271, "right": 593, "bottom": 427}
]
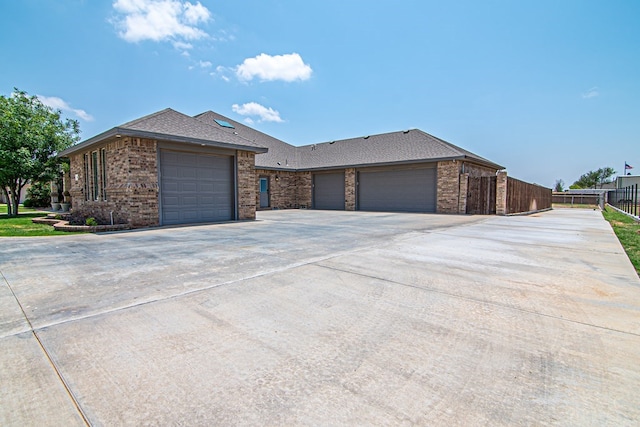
[
  {"left": 329, "top": 141, "right": 335, "bottom": 144},
  {"left": 363, "top": 136, "right": 369, "bottom": 139},
  {"left": 403, "top": 129, "right": 410, "bottom": 134},
  {"left": 214, "top": 119, "right": 235, "bottom": 129}
]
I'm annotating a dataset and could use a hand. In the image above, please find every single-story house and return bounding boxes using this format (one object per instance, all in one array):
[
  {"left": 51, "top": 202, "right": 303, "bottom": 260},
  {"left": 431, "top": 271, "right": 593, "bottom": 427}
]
[{"left": 59, "top": 108, "right": 504, "bottom": 227}]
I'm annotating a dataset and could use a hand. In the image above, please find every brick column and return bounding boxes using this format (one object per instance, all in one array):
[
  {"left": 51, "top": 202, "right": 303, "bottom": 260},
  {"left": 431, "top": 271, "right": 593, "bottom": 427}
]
[
  {"left": 237, "top": 151, "right": 256, "bottom": 220},
  {"left": 437, "top": 161, "right": 461, "bottom": 213},
  {"left": 458, "top": 173, "right": 469, "bottom": 214},
  {"left": 345, "top": 168, "right": 356, "bottom": 210},
  {"left": 496, "top": 171, "right": 508, "bottom": 215}
]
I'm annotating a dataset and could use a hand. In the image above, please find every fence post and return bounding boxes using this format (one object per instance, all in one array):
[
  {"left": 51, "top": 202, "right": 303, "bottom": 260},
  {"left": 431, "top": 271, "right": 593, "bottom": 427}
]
[
  {"left": 496, "top": 171, "right": 507, "bottom": 215},
  {"left": 458, "top": 173, "right": 469, "bottom": 214}
]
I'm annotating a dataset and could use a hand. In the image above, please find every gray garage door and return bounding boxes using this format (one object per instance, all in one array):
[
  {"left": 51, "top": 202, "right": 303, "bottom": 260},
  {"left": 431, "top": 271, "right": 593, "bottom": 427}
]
[
  {"left": 358, "top": 166, "right": 437, "bottom": 212},
  {"left": 160, "top": 150, "right": 234, "bottom": 225},
  {"left": 313, "top": 172, "right": 345, "bottom": 210}
]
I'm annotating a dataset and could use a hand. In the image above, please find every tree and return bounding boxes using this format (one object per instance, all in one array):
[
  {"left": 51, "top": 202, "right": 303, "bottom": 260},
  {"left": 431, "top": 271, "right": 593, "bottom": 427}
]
[
  {"left": 23, "top": 180, "right": 51, "bottom": 208},
  {"left": 554, "top": 179, "right": 565, "bottom": 192},
  {"left": 0, "top": 89, "right": 79, "bottom": 216},
  {"left": 571, "top": 167, "right": 616, "bottom": 189}
]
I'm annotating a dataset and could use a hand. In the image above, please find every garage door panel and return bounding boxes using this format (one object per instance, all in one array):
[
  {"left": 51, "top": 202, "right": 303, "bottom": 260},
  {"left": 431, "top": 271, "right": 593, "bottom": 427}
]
[
  {"left": 181, "top": 168, "right": 197, "bottom": 179},
  {"left": 313, "top": 172, "right": 345, "bottom": 210},
  {"left": 181, "top": 182, "right": 197, "bottom": 192},
  {"left": 160, "top": 150, "right": 234, "bottom": 225},
  {"left": 198, "top": 168, "right": 215, "bottom": 180},
  {"left": 358, "top": 166, "right": 436, "bottom": 213}
]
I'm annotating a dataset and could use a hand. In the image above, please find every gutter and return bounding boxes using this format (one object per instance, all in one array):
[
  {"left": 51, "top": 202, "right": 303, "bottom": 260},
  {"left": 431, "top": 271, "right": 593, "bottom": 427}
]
[{"left": 59, "top": 127, "right": 268, "bottom": 157}]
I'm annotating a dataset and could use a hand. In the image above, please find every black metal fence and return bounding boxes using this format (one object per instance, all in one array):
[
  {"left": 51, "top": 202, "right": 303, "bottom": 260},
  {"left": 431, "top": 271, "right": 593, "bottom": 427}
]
[{"left": 608, "top": 184, "right": 639, "bottom": 217}]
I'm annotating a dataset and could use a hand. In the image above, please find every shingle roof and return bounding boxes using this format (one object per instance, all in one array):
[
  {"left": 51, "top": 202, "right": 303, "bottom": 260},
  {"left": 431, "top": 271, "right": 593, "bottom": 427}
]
[
  {"left": 194, "top": 111, "right": 299, "bottom": 169},
  {"left": 194, "top": 112, "right": 503, "bottom": 171},
  {"left": 61, "top": 107, "right": 503, "bottom": 171},
  {"left": 295, "top": 129, "right": 504, "bottom": 170},
  {"left": 60, "top": 108, "right": 267, "bottom": 157}
]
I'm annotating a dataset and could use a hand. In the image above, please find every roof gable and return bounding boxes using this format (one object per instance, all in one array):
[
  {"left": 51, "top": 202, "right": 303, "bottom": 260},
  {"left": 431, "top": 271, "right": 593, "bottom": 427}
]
[
  {"left": 61, "top": 107, "right": 502, "bottom": 171},
  {"left": 295, "top": 129, "right": 503, "bottom": 170},
  {"left": 60, "top": 108, "right": 267, "bottom": 157},
  {"left": 194, "top": 111, "right": 299, "bottom": 169}
]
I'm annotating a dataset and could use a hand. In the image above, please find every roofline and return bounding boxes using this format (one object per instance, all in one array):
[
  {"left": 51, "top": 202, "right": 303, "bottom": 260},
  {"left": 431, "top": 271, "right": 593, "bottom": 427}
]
[
  {"left": 256, "top": 155, "right": 504, "bottom": 172},
  {"left": 59, "top": 127, "right": 268, "bottom": 157}
]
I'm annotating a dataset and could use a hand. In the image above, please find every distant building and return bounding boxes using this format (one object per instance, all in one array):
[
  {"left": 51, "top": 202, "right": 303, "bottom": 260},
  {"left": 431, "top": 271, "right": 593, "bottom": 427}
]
[
  {"left": 0, "top": 185, "right": 30, "bottom": 204},
  {"left": 617, "top": 174, "right": 640, "bottom": 189}
]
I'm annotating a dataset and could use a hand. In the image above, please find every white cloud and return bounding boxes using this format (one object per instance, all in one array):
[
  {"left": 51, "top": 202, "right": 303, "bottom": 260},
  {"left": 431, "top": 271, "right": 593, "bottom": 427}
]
[
  {"left": 112, "top": 0, "right": 211, "bottom": 43},
  {"left": 37, "top": 95, "right": 94, "bottom": 121},
  {"left": 172, "top": 41, "right": 193, "bottom": 50},
  {"left": 198, "top": 60, "right": 212, "bottom": 68},
  {"left": 235, "top": 53, "right": 312, "bottom": 82},
  {"left": 232, "top": 102, "right": 284, "bottom": 123},
  {"left": 582, "top": 87, "right": 599, "bottom": 99},
  {"left": 212, "top": 65, "right": 233, "bottom": 82},
  {"left": 183, "top": 1, "right": 209, "bottom": 24}
]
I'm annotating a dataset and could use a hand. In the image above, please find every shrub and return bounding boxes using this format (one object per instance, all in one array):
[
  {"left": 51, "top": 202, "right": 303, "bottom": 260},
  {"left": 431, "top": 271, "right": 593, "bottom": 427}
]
[
  {"left": 68, "top": 205, "right": 127, "bottom": 226},
  {"left": 85, "top": 217, "right": 98, "bottom": 226},
  {"left": 25, "top": 181, "right": 51, "bottom": 207}
]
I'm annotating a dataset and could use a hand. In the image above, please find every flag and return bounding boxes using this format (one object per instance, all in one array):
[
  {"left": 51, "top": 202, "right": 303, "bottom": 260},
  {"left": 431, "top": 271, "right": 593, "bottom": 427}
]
[{"left": 625, "top": 162, "right": 633, "bottom": 170}]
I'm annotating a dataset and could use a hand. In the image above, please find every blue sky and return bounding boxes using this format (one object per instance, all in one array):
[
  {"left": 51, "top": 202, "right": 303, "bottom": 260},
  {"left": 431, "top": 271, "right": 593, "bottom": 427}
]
[{"left": 1, "top": 0, "right": 638, "bottom": 187}]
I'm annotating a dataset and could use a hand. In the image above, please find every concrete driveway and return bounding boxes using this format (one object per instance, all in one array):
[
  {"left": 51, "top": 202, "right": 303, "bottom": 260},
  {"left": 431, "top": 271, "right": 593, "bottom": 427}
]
[{"left": 1, "top": 209, "right": 639, "bottom": 425}]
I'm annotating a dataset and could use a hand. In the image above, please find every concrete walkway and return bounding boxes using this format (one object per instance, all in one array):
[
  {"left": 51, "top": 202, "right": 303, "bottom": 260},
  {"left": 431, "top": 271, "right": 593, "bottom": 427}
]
[{"left": 1, "top": 208, "right": 639, "bottom": 425}]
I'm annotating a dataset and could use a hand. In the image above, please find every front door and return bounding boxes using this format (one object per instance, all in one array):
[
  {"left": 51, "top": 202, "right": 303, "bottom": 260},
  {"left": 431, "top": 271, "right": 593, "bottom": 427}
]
[{"left": 259, "top": 177, "right": 270, "bottom": 208}]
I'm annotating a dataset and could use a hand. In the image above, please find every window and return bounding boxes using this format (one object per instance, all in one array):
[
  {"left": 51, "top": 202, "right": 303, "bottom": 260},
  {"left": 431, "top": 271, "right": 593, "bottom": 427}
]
[
  {"left": 101, "top": 148, "right": 107, "bottom": 200},
  {"left": 214, "top": 119, "right": 235, "bottom": 129},
  {"left": 83, "top": 153, "right": 90, "bottom": 201},
  {"left": 84, "top": 148, "right": 108, "bottom": 201},
  {"left": 92, "top": 151, "right": 99, "bottom": 200}
]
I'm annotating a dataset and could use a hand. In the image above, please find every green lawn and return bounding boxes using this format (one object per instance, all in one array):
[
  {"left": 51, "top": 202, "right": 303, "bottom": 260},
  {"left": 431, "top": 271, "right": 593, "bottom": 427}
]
[
  {"left": 602, "top": 206, "right": 640, "bottom": 276},
  {"left": 552, "top": 203, "right": 599, "bottom": 209},
  {"left": 0, "top": 204, "right": 72, "bottom": 237}
]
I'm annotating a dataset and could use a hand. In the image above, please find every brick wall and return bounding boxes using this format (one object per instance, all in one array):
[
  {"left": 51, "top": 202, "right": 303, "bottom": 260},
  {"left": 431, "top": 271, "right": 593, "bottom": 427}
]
[
  {"left": 68, "top": 137, "right": 159, "bottom": 227},
  {"left": 296, "top": 171, "right": 312, "bottom": 208},
  {"left": 345, "top": 168, "right": 356, "bottom": 210},
  {"left": 458, "top": 173, "right": 469, "bottom": 214},
  {"left": 237, "top": 151, "right": 256, "bottom": 220},
  {"left": 464, "top": 162, "right": 497, "bottom": 177},
  {"left": 255, "top": 169, "right": 312, "bottom": 209},
  {"left": 436, "top": 161, "right": 461, "bottom": 213},
  {"left": 496, "top": 171, "right": 508, "bottom": 215}
]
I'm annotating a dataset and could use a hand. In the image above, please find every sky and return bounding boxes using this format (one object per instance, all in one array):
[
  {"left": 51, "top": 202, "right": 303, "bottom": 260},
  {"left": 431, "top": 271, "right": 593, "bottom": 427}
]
[{"left": 1, "top": 0, "right": 638, "bottom": 188}]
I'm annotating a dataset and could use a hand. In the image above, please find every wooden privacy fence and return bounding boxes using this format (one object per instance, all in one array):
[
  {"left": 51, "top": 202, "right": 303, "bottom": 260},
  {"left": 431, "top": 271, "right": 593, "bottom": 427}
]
[
  {"left": 465, "top": 173, "right": 551, "bottom": 215},
  {"left": 505, "top": 177, "right": 552, "bottom": 214},
  {"left": 552, "top": 193, "right": 600, "bottom": 206},
  {"left": 467, "top": 176, "right": 496, "bottom": 214}
]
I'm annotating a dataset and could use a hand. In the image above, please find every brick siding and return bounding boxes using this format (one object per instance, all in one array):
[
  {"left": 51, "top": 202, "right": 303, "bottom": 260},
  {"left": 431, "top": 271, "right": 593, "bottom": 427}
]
[
  {"left": 237, "top": 151, "right": 256, "bottom": 220},
  {"left": 255, "top": 169, "right": 312, "bottom": 209},
  {"left": 496, "top": 171, "right": 508, "bottom": 215},
  {"left": 69, "top": 137, "right": 159, "bottom": 227},
  {"left": 345, "top": 168, "right": 356, "bottom": 210},
  {"left": 436, "top": 161, "right": 461, "bottom": 213}
]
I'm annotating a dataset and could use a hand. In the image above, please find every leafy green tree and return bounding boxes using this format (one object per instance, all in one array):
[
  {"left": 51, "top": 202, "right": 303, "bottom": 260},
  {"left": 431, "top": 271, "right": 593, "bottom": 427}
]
[
  {"left": 571, "top": 167, "right": 616, "bottom": 189},
  {"left": 24, "top": 180, "right": 52, "bottom": 207},
  {"left": 554, "top": 179, "right": 565, "bottom": 192},
  {"left": 0, "top": 89, "right": 79, "bottom": 216}
]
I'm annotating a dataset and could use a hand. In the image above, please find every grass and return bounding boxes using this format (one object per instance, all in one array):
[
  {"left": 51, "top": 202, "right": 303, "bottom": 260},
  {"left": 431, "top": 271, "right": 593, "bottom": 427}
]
[
  {"left": 0, "top": 204, "right": 72, "bottom": 237},
  {"left": 553, "top": 203, "right": 599, "bottom": 209},
  {"left": 602, "top": 206, "right": 640, "bottom": 276}
]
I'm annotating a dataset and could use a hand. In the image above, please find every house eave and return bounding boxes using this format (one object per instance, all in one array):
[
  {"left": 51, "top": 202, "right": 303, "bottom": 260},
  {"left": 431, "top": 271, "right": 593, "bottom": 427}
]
[
  {"left": 59, "top": 127, "right": 268, "bottom": 157},
  {"left": 295, "top": 155, "right": 504, "bottom": 172}
]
